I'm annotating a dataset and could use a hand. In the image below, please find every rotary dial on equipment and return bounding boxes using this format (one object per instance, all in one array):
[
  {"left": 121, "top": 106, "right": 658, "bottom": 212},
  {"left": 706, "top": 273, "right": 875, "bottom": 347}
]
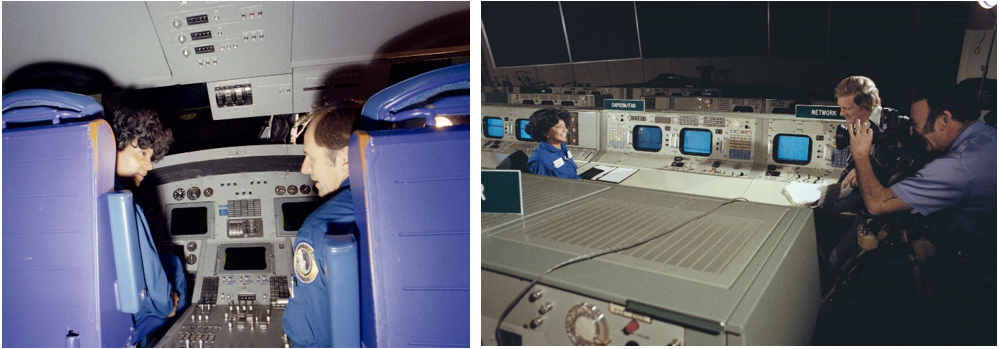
[
  {"left": 173, "top": 188, "right": 186, "bottom": 201},
  {"left": 566, "top": 303, "right": 610, "bottom": 346},
  {"left": 187, "top": 187, "right": 201, "bottom": 201}
]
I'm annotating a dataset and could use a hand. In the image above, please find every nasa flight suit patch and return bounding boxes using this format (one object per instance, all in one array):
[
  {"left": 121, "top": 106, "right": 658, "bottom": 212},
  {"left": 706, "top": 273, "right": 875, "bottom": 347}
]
[{"left": 294, "top": 242, "right": 318, "bottom": 284}]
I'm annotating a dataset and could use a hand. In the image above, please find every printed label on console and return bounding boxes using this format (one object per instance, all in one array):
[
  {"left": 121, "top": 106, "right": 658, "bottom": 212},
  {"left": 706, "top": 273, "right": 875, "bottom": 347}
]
[{"left": 609, "top": 303, "right": 652, "bottom": 324}]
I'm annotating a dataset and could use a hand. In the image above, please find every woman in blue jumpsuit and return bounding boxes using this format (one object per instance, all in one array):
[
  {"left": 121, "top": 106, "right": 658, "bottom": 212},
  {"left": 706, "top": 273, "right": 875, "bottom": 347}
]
[
  {"left": 525, "top": 108, "right": 581, "bottom": 179},
  {"left": 110, "top": 108, "right": 187, "bottom": 338}
]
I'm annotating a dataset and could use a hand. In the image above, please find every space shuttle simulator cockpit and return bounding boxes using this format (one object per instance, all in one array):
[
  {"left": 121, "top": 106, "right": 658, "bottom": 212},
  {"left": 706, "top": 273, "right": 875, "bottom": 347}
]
[{"left": 3, "top": 2, "right": 470, "bottom": 348}]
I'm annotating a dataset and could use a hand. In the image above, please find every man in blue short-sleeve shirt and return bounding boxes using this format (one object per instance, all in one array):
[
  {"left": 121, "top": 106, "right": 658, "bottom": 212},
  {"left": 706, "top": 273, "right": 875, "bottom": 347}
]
[
  {"left": 525, "top": 108, "right": 581, "bottom": 179},
  {"left": 848, "top": 82, "right": 996, "bottom": 278},
  {"left": 283, "top": 105, "right": 361, "bottom": 347}
]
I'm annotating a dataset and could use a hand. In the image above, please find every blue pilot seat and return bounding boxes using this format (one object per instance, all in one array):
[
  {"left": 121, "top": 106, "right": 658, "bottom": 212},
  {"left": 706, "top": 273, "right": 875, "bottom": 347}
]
[
  {"left": 324, "top": 234, "right": 361, "bottom": 347},
  {"left": 2, "top": 89, "right": 175, "bottom": 347},
  {"left": 348, "top": 63, "right": 471, "bottom": 347}
]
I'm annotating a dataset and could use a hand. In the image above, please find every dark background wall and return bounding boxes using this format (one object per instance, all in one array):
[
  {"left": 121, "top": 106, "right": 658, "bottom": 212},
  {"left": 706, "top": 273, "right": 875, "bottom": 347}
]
[{"left": 482, "top": 1, "right": 974, "bottom": 109}]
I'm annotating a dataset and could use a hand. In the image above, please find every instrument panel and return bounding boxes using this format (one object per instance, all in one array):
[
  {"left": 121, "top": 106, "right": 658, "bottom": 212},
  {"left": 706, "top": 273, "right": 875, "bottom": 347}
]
[
  {"left": 508, "top": 92, "right": 607, "bottom": 108},
  {"left": 760, "top": 117, "right": 849, "bottom": 184},
  {"left": 149, "top": 144, "right": 318, "bottom": 348},
  {"left": 481, "top": 105, "right": 600, "bottom": 168},
  {"left": 480, "top": 104, "right": 852, "bottom": 205},
  {"left": 601, "top": 110, "right": 759, "bottom": 178}
]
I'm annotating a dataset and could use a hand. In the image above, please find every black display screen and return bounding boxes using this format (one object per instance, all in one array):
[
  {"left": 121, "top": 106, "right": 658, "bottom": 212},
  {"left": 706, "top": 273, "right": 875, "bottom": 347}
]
[
  {"left": 223, "top": 246, "right": 267, "bottom": 271},
  {"left": 282, "top": 201, "right": 324, "bottom": 231},
  {"left": 170, "top": 206, "right": 208, "bottom": 236}
]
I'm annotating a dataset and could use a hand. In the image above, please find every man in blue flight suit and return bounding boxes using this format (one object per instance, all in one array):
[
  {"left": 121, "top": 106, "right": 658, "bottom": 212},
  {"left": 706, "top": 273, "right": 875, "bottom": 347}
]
[
  {"left": 283, "top": 105, "right": 361, "bottom": 347},
  {"left": 110, "top": 108, "right": 186, "bottom": 341},
  {"left": 525, "top": 108, "right": 581, "bottom": 179}
]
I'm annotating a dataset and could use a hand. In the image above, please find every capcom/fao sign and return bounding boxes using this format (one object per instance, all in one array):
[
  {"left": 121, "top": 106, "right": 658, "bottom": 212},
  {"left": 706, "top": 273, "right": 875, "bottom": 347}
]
[
  {"left": 481, "top": 170, "right": 523, "bottom": 214},
  {"left": 603, "top": 99, "right": 645, "bottom": 112}
]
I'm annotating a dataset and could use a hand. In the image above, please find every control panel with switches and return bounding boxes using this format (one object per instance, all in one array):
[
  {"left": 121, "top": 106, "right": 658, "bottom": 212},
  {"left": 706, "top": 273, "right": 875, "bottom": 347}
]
[{"left": 150, "top": 145, "right": 315, "bottom": 347}]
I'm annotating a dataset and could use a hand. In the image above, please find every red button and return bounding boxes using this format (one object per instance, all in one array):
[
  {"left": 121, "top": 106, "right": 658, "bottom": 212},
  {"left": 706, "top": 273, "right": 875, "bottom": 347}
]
[{"left": 623, "top": 319, "right": 640, "bottom": 335}]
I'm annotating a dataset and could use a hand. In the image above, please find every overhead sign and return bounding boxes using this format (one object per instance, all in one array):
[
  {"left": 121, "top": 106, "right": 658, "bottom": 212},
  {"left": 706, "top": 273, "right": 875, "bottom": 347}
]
[
  {"left": 795, "top": 105, "right": 844, "bottom": 120},
  {"left": 604, "top": 99, "right": 645, "bottom": 112},
  {"left": 481, "top": 170, "right": 523, "bottom": 214}
]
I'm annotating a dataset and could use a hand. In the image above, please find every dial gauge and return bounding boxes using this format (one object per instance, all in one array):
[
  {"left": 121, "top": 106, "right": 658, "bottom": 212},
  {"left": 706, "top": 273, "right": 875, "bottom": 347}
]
[
  {"left": 566, "top": 302, "right": 610, "bottom": 346},
  {"left": 187, "top": 187, "right": 201, "bottom": 200}
]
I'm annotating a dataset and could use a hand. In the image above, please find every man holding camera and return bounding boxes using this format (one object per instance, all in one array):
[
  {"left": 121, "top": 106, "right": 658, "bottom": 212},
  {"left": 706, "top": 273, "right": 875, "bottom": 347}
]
[{"left": 848, "top": 82, "right": 996, "bottom": 280}]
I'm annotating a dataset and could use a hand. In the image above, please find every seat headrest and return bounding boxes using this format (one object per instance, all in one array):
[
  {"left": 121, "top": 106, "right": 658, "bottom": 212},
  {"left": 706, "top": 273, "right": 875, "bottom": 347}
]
[
  {"left": 361, "top": 63, "right": 469, "bottom": 126},
  {"left": 2, "top": 89, "right": 103, "bottom": 129}
]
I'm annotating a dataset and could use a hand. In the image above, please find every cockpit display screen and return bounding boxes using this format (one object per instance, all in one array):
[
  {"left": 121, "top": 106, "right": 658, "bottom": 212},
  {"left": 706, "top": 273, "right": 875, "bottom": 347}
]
[
  {"left": 281, "top": 201, "right": 324, "bottom": 232},
  {"left": 680, "top": 128, "right": 712, "bottom": 156},
  {"left": 171, "top": 206, "right": 208, "bottom": 235},
  {"left": 222, "top": 246, "right": 268, "bottom": 271},
  {"left": 773, "top": 134, "right": 812, "bottom": 165},
  {"left": 483, "top": 117, "right": 504, "bottom": 139}
]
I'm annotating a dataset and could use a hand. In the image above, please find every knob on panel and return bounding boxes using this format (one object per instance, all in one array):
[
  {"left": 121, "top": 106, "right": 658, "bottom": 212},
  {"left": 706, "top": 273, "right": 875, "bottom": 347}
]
[
  {"left": 566, "top": 303, "right": 610, "bottom": 346},
  {"left": 187, "top": 187, "right": 201, "bottom": 200}
]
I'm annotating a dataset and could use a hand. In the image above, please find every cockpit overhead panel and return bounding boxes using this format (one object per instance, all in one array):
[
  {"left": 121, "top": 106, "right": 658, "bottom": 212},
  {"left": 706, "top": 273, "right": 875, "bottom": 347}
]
[{"left": 145, "top": 1, "right": 293, "bottom": 85}]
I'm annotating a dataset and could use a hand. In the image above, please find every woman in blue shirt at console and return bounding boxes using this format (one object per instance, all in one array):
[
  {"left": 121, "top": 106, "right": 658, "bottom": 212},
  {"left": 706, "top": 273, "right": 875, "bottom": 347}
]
[{"left": 525, "top": 108, "right": 581, "bottom": 179}]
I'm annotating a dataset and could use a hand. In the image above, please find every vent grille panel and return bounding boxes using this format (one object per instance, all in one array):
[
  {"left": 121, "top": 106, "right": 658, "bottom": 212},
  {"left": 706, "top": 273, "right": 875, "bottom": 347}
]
[{"left": 494, "top": 187, "right": 789, "bottom": 288}]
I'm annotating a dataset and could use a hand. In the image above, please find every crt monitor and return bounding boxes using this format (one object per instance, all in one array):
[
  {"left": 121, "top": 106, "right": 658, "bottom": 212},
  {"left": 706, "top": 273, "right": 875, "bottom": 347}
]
[
  {"left": 221, "top": 245, "right": 269, "bottom": 272},
  {"left": 276, "top": 198, "right": 325, "bottom": 236},
  {"left": 679, "top": 128, "right": 712, "bottom": 156},
  {"left": 632, "top": 125, "right": 662, "bottom": 152},
  {"left": 772, "top": 134, "right": 812, "bottom": 165},
  {"left": 169, "top": 205, "right": 210, "bottom": 236},
  {"left": 483, "top": 117, "right": 504, "bottom": 139},
  {"left": 515, "top": 119, "right": 532, "bottom": 141}
]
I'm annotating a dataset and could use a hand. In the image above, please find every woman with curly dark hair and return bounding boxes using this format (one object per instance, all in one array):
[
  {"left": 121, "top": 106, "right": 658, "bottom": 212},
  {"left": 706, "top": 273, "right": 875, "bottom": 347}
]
[
  {"left": 112, "top": 108, "right": 174, "bottom": 187},
  {"left": 524, "top": 108, "right": 580, "bottom": 179},
  {"left": 109, "top": 108, "right": 185, "bottom": 340}
]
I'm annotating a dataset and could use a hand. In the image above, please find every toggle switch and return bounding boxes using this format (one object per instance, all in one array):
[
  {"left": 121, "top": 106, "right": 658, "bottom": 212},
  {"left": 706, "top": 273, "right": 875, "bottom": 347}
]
[
  {"left": 539, "top": 302, "right": 553, "bottom": 315},
  {"left": 529, "top": 289, "right": 543, "bottom": 302}
]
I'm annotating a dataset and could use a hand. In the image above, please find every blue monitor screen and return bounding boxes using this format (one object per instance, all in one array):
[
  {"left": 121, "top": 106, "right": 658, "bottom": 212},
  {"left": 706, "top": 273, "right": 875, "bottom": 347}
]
[
  {"left": 774, "top": 134, "right": 812, "bottom": 164},
  {"left": 680, "top": 128, "right": 712, "bottom": 156},
  {"left": 483, "top": 117, "right": 504, "bottom": 139},
  {"left": 632, "top": 125, "right": 662, "bottom": 152},
  {"left": 516, "top": 119, "right": 532, "bottom": 141}
]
